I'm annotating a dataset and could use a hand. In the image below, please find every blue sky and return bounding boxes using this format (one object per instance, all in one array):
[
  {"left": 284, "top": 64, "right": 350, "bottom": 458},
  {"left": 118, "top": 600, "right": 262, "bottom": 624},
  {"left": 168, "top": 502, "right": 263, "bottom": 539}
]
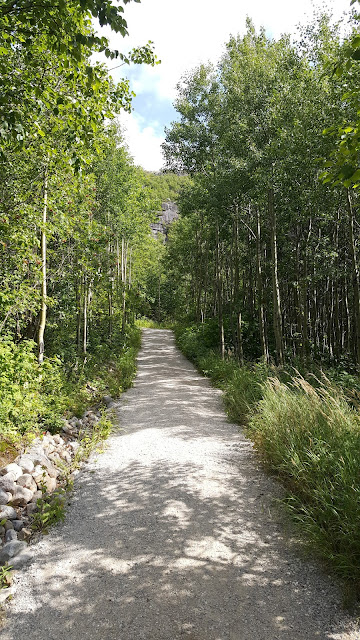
[{"left": 95, "top": 0, "right": 354, "bottom": 171}]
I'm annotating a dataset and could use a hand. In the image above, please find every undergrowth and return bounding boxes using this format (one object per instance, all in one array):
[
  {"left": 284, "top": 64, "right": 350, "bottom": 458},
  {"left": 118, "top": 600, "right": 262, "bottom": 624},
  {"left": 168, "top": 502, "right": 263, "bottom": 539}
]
[
  {"left": 175, "top": 321, "right": 360, "bottom": 597},
  {"left": 0, "top": 324, "right": 140, "bottom": 446}
]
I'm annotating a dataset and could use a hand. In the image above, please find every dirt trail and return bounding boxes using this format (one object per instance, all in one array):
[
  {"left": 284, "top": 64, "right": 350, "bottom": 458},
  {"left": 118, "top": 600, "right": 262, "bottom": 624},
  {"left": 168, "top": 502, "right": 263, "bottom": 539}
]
[{"left": 3, "top": 329, "right": 359, "bottom": 639}]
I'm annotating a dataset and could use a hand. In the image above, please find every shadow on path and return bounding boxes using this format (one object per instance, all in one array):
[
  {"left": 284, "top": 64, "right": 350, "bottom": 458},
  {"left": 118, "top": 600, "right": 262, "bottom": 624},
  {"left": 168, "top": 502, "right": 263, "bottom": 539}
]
[{"left": 3, "top": 329, "right": 358, "bottom": 640}]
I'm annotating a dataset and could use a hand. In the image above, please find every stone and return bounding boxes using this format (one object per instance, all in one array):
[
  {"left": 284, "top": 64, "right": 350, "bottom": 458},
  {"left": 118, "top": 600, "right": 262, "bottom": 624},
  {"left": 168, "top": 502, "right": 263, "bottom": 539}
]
[
  {"left": 0, "top": 489, "right": 10, "bottom": 504},
  {"left": 33, "top": 470, "right": 50, "bottom": 489},
  {"left": 17, "top": 473, "right": 37, "bottom": 492},
  {"left": 4, "top": 521, "right": 14, "bottom": 531},
  {"left": 103, "top": 395, "right": 114, "bottom": 407},
  {"left": 26, "top": 450, "right": 58, "bottom": 478},
  {"left": 12, "top": 520, "right": 24, "bottom": 532},
  {"left": 0, "top": 526, "right": 5, "bottom": 537},
  {"left": 68, "top": 441, "right": 80, "bottom": 452},
  {"left": 59, "top": 450, "right": 71, "bottom": 464},
  {"left": 0, "top": 587, "right": 15, "bottom": 604},
  {"left": 5, "top": 529, "right": 17, "bottom": 542},
  {"left": 43, "top": 476, "right": 57, "bottom": 493},
  {"left": 0, "top": 463, "right": 23, "bottom": 480},
  {"left": 10, "top": 548, "right": 34, "bottom": 569},
  {"left": 18, "top": 527, "right": 31, "bottom": 542},
  {"left": 11, "top": 486, "right": 33, "bottom": 506},
  {"left": 31, "top": 490, "right": 43, "bottom": 503},
  {"left": 0, "top": 474, "right": 16, "bottom": 494},
  {"left": 0, "top": 506, "right": 17, "bottom": 520},
  {"left": 0, "top": 540, "right": 27, "bottom": 565},
  {"left": 17, "top": 456, "right": 35, "bottom": 474},
  {"left": 26, "top": 503, "right": 37, "bottom": 516},
  {"left": 53, "top": 434, "right": 64, "bottom": 446}
]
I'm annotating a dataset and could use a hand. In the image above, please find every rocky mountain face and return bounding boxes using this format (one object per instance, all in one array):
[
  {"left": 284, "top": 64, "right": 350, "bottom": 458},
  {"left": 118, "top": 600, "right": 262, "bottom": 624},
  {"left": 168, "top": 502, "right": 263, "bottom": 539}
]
[{"left": 150, "top": 200, "right": 179, "bottom": 241}]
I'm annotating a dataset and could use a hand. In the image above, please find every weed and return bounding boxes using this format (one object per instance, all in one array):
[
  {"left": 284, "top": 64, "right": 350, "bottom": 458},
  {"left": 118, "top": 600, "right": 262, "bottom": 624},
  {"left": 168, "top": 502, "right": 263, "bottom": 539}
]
[{"left": 0, "top": 565, "right": 12, "bottom": 590}]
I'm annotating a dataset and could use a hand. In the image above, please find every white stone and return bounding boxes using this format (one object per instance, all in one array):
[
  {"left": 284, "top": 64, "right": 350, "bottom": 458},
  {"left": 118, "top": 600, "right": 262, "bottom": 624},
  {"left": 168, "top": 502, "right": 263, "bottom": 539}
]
[
  {"left": 17, "top": 474, "right": 37, "bottom": 492},
  {"left": 0, "top": 505, "right": 17, "bottom": 520},
  {"left": 0, "top": 489, "right": 10, "bottom": 504},
  {"left": 11, "top": 486, "right": 33, "bottom": 506},
  {"left": 17, "top": 456, "right": 34, "bottom": 474}
]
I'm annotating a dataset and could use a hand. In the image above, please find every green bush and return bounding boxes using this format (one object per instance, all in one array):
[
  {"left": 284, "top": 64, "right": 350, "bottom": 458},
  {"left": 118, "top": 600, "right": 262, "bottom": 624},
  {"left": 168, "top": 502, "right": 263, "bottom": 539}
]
[{"left": 0, "top": 336, "right": 66, "bottom": 439}]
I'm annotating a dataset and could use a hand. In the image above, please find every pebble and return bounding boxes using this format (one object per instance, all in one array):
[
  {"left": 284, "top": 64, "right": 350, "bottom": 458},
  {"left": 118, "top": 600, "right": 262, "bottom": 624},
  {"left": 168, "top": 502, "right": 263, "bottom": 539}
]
[{"left": 4, "top": 521, "right": 14, "bottom": 531}]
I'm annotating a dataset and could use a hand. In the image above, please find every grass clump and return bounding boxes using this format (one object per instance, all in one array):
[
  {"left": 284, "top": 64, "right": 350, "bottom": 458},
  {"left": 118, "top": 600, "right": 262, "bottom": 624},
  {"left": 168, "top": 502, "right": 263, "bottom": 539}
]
[{"left": 248, "top": 375, "right": 360, "bottom": 590}]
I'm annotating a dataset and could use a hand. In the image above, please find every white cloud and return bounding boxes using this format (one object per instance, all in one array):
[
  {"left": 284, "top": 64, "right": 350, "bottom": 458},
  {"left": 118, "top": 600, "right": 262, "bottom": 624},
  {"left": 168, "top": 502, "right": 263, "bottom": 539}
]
[
  {"left": 96, "top": 0, "right": 353, "bottom": 171},
  {"left": 120, "top": 112, "right": 165, "bottom": 171}
]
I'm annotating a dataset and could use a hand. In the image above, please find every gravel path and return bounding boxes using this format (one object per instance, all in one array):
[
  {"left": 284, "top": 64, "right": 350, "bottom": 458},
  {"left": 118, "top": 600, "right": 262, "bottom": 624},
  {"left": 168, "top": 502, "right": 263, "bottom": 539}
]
[{"left": 3, "top": 329, "right": 360, "bottom": 640}]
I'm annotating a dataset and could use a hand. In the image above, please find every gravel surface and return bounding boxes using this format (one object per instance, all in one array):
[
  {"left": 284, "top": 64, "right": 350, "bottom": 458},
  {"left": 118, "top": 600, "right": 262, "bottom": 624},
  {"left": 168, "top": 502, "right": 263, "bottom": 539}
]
[{"left": 3, "top": 329, "right": 360, "bottom": 639}]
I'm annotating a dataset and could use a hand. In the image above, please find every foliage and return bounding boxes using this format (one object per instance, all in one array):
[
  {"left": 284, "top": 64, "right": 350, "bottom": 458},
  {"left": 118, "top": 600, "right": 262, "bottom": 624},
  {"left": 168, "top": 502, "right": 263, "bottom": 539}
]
[
  {"left": 0, "top": 564, "right": 12, "bottom": 589},
  {"left": 31, "top": 488, "right": 67, "bottom": 533},
  {"left": 248, "top": 376, "right": 360, "bottom": 589}
]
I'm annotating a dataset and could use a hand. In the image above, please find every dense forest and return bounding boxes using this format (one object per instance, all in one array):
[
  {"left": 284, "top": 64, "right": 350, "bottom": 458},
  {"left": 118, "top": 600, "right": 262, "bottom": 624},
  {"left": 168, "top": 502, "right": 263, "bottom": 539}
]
[{"left": 162, "top": 11, "right": 360, "bottom": 370}]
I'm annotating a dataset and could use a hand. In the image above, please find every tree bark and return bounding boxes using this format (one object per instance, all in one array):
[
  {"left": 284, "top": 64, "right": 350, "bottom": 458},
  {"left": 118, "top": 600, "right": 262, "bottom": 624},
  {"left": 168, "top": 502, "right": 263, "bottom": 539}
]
[
  {"left": 268, "top": 187, "right": 284, "bottom": 365},
  {"left": 38, "top": 164, "right": 48, "bottom": 364}
]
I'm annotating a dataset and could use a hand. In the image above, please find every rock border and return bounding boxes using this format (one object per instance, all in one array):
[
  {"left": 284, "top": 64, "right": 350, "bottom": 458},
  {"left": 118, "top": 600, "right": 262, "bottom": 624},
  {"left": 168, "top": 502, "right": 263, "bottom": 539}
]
[{"left": 0, "top": 407, "right": 105, "bottom": 595}]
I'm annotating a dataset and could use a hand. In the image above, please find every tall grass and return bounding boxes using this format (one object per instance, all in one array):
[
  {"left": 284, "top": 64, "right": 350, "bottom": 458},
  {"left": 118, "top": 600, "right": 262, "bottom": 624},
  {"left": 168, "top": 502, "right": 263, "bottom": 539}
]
[{"left": 249, "top": 376, "right": 360, "bottom": 588}]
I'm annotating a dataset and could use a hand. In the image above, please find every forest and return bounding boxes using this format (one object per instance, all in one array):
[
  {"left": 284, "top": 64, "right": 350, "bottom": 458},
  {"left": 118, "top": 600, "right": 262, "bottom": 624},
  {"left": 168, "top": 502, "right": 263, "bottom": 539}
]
[{"left": 1, "top": 0, "right": 360, "bottom": 596}]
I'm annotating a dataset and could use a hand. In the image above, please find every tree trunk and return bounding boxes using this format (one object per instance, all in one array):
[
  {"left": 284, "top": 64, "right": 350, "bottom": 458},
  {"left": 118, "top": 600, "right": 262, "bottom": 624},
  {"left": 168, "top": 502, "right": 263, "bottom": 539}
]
[
  {"left": 268, "top": 187, "right": 284, "bottom": 365},
  {"left": 38, "top": 164, "right": 48, "bottom": 364},
  {"left": 256, "top": 207, "right": 269, "bottom": 363}
]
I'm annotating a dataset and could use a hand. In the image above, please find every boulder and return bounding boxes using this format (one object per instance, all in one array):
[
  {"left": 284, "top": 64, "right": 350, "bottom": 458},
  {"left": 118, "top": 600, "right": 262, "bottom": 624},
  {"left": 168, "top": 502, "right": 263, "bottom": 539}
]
[
  {"left": 17, "top": 474, "right": 37, "bottom": 492},
  {"left": 17, "top": 456, "right": 35, "bottom": 474},
  {"left": 11, "top": 486, "right": 33, "bottom": 506},
  {"left": 0, "top": 474, "right": 16, "bottom": 494},
  {"left": 0, "top": 463, "right": 22, "bottom": 480},
  {"left": 9, "top": 548, "right": 34, "bottom": 569},
  {"left": 0, "top": 540, "right": 28, "bottom": 565},
  {"left": 0, "top": 489, "right": 10, "bottom": 504},
  {"left": 12, "top": 520, "right": 24, "bottom": 532},
  {"left": 5, "top": 529, "right": 17, "bottom": 542},
  {"left": 0, "top": 505, "right": 17, "bottom": 520}
]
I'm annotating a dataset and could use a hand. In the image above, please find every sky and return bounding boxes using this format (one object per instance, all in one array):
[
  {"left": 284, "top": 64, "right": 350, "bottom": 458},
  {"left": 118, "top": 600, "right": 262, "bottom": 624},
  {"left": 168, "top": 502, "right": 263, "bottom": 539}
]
[{"left": 95, "top": 0, "right": 354, "bottom": 172}]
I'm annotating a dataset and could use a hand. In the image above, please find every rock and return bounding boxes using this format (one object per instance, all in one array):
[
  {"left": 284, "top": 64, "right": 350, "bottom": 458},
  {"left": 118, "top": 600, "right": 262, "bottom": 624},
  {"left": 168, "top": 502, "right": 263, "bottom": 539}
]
[
  {"left": 0, "top": 540, "right": 27, "bottom": 565},
  {"left": 17, "top": 456, "right": 35, "bottom": 474},
  {"left": 26, "top": 449, "right": 58, "bottom": 478},
  {"left": 0, "top": 587, "right": 15, "bottom": 604},
  {"left": 68, "top": 441, "right": 80, "bottom": 452},
  {"left": 59, "top": 450, "right": 71, "bottom": 464},
  {"left": 12, "top": 520, "right": 24, "bottom": 532},
  {"left": 0, "top": 525, "right": 5, "bottom": 537},
  {"left": 0, "top": 463, "right": 23, "bottom": 480},
  {"left": 103, "top": 395, "right": 113, "bottom": 407},
  {"left": 31, "top": 490, "right": 43, "bottom": 504},
  {"left": 0, "top": 474, "right": 16, "bottom": 494},
  {"left": 53, "top": 434, "right": 64, "bottom": 446},
  {"left": 0, "top": 489, "right": 10, "bottom": 504},
  {"left": 18, "top": 528, "right": 31, "bottom": 542},
  {"left": 17, "top": 473, "right": 37, "bottom": 492},
  {"left": 4, "top": 521, "right": 14, "bottom": 531},
  {"left": 43, "top": 476, "right": 57, "bottom": 493},
  {"left": 26, "top": 503, "right": 37, "bottom": 516},
  {"left": 10, "top": 548, "right": 34, "bottom": 569},
  {"left": 11, "top": 486, "right": 33, "bottom": 506},
  {"left": 0, "top": 506, "right": 17, "bottom": 520},
  {"left": 5, "top": 529, "right": 17, "bottom": 542}
]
